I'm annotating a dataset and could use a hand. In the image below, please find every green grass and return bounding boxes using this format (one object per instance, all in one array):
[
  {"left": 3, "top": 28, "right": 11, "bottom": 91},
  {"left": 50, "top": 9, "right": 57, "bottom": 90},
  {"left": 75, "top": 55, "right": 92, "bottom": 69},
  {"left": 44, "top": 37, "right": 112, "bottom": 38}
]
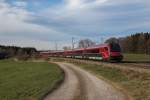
[
  {"left": 0, "top": 60, "right": 64, "bottom": 100},
  {"left": 123, "top": 54, "right": 150, "bottom": 62},
  {"left": 71, "top": 61, "right": 150, "bottom": 100}
]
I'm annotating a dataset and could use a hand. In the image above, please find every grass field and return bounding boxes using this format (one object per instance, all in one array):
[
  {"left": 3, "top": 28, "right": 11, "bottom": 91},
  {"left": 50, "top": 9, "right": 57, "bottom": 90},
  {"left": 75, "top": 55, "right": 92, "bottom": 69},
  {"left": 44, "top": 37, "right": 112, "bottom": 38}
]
[
  {"left": 123, "top": 54, "right": 150, "bottom": 62},
  {"left": 0, "top": 60, "right": 64, "bottom": 100},
  {"left": 70, "top": 61, "right": 150, "bottom": 100}
]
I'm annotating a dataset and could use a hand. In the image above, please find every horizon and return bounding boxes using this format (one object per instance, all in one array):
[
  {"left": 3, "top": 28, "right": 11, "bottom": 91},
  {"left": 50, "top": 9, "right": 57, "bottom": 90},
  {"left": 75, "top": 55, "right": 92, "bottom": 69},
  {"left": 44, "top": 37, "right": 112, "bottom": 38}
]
[{"left": 0, "top": 0, "right": 150, "bottom": 50}]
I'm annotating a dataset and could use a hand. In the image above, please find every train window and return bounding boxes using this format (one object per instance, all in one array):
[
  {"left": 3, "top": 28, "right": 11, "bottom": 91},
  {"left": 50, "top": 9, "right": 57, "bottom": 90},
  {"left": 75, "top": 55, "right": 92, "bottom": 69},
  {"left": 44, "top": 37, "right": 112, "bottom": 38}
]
[
  {"left": 104, "top": 47, "right": 108, "bottom": 51},
  {"left": 100, "top": 48, "right": 106, "bottom": 52},
  {"left": 110, "top": 43, "right": 121, "bottom": 52}
]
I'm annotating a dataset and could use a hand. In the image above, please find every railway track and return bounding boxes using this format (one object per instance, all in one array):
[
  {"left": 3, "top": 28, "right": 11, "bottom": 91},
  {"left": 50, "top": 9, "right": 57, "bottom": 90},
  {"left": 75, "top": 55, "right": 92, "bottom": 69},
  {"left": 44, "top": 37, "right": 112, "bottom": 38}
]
[{"left": 51, "top": 58, "right": 150, "bottom": 73}]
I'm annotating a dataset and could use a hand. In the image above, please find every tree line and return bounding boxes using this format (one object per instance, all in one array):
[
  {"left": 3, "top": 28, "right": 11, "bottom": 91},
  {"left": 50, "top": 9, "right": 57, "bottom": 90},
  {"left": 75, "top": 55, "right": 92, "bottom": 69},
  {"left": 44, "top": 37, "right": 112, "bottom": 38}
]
[
  {"left": 63, "top": 39, "right": 96, "bottom": 50},
  {"left": 106, "top": 32, "right": 150, "bottom": 54},
  {"left": 0, "top": 45, "right": 37, "bottom": 60},
  {"left": 63, "top": 32, "right": 150, "bottom": 55}
]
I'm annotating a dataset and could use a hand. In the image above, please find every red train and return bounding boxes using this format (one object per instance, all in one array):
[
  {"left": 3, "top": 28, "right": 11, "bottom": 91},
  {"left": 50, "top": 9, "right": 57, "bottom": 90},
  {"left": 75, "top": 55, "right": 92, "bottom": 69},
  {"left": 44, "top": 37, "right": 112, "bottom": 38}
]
[{"left": 40, "top": 43, "right": 123, "bottom": 62}]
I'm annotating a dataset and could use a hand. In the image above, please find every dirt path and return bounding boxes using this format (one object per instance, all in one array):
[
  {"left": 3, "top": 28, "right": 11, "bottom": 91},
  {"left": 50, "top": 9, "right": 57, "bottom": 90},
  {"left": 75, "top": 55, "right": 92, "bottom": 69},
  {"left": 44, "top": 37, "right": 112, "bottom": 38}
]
[{"left": 44, "top": 62, "right": 128, "bottom": 100}]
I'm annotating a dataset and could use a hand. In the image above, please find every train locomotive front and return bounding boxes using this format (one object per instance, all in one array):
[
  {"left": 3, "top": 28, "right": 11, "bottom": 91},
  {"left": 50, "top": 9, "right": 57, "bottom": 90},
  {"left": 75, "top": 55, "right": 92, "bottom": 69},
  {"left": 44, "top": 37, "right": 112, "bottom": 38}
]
[
  {"left": 101, "top": 43, "right": 123, "bottom": 62},
  {"left": 108, "top": 43, "right": 123, "bottom": 62}
]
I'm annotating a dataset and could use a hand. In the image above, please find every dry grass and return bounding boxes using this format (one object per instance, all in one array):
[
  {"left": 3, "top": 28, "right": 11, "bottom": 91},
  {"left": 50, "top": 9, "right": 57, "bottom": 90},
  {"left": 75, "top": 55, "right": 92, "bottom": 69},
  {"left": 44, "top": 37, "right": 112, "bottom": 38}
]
[
  {"left": 55, "top": 58, "right": 150, "bottom": 100},
  {"left": 123, "top": 54, "right": 150, "bottom": 62}
]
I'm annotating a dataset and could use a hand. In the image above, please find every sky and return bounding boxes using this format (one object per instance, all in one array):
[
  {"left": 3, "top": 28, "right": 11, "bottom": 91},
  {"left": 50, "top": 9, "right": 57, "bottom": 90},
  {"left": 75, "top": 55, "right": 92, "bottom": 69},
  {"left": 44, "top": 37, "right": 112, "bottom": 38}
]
[{"left": 0, "top": 0, "right": 150, "bottom": 50}]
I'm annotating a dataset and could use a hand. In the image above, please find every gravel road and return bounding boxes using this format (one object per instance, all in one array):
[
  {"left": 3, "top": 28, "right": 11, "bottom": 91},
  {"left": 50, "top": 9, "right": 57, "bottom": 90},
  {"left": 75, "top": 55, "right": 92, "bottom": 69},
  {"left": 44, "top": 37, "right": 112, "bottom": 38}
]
[{"left": 44, "top": 62, "right": 128, "bottom": 100}]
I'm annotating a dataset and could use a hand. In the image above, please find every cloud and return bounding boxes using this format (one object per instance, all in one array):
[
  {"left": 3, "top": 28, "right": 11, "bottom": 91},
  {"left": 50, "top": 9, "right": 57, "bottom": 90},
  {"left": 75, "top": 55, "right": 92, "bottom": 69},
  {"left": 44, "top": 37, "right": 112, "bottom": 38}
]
[
  {"left": 0, "top": 1, "right": 73, "bottom": 47},
  {"left": 65, "top": 0, "right": 107, "bottom": 9},
  {"left": 0, "top": 0, "right": 150, "bottom": 50},
  {"left": 0, "top": 1, "right": 70, "bottom": 50},
  {"left": 65, "top": 0, "right": 82, "bottom": 9},
  {"left": 30, "top": 0, "right": 150, "bottom": 36},
  {"left": 13, "top": 1, "right": 27, "bottom": 8}
]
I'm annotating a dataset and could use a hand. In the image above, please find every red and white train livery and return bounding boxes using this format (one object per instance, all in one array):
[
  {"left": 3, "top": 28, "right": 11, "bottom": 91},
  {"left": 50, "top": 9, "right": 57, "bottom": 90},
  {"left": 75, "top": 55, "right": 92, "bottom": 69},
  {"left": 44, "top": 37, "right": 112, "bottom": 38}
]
[{"left": 40, "top": 43, "right": 123, "bottom": 62}]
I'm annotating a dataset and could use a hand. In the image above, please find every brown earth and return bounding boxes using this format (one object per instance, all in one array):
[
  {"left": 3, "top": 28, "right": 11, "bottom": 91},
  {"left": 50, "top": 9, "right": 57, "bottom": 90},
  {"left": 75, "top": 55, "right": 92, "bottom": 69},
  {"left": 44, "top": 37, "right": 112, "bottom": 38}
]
[{"left": 44, "top": 62, "right": 128, "bottom": 100}]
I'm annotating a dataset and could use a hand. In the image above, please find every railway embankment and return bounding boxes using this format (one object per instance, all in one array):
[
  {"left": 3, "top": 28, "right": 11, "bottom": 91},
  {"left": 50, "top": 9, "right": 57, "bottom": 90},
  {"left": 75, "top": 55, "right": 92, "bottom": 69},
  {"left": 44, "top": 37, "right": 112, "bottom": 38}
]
[{"left": 51, "top": 58, "right": 150, "bottom": 100}]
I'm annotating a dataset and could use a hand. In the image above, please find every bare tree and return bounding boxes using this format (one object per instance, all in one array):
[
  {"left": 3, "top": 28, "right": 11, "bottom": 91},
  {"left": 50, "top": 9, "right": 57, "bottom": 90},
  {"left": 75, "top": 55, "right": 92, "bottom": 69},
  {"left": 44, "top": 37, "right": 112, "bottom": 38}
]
[
  {"left": 147, "top": 39, "right": 150, "bottom": 54},
  {"left": 105, "top": 37, "right": 119, "bottom": 44},
  {"left": 63, "top": 46, "right": 71, "bottom": 50},
  {"left": 78, "top": 39, "right": 96, "bottom": 48},
  {"left": 105, "top": 32, "right": 150, "bottom": 54}
]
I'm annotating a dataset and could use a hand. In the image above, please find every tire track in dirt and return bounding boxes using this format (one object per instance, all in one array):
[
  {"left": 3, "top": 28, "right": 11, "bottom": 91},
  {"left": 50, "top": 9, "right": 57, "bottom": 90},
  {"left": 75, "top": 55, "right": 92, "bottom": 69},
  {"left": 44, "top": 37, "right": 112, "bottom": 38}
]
[{"left": 44, "top": 62, "right": 128, "bottom": 100}]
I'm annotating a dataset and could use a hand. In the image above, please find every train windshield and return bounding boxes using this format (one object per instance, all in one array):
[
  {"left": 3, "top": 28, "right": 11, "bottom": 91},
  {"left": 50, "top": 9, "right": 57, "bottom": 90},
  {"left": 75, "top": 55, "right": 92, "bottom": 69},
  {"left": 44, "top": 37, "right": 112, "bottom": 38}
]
[{"left": 110, "top": 43, "right": 121, "bottom": 52}]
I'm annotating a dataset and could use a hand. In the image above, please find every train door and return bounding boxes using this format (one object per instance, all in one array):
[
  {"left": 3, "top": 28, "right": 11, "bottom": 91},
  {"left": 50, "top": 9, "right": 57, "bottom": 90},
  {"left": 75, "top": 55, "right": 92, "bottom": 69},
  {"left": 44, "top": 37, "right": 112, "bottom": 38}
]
[{"left": 99, "top": 47, "right": 109, "bottom": 61}]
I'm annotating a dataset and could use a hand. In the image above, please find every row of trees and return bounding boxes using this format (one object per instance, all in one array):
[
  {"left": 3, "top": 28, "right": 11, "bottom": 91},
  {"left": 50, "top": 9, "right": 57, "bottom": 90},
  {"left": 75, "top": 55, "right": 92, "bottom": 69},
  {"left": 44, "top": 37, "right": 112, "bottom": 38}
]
[
  {"left": 78, "top": 39, "right": 96, "bottom": 48},
  {"left": 0, "top": 45, "right": 37, "bottom": 60},
  {"left": 106, "top": 32, "right": 150, "bottom": 54},
  {"left": 63, "top": 32, "right": 150, "bottom": 54},
  {"left": 63, "top": 39, "right": 96, "bottom": 50}
]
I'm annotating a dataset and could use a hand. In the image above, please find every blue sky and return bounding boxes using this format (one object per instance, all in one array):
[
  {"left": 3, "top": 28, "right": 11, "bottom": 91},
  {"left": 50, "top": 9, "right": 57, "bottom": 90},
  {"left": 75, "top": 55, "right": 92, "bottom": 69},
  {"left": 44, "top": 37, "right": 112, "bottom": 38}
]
[{"left": 0, "top": 0, "right": 150, "bottom": 50}]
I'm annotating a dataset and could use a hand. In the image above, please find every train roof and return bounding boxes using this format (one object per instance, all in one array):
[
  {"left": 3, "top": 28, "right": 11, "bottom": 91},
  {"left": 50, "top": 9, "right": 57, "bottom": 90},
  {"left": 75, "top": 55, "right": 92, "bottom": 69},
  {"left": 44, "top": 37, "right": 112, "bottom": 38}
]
[
  {"left": 40, "top": 43, "right": 111, "bottom": 54},
  {"left": 40, "top": 50, "right": 63, "bottom": 53},
  {"left": 64, "top": 43, "right": 109, "bottom": 52},
  {"left": 85, "top": 43, "right": 109, "bottom": 49}
]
